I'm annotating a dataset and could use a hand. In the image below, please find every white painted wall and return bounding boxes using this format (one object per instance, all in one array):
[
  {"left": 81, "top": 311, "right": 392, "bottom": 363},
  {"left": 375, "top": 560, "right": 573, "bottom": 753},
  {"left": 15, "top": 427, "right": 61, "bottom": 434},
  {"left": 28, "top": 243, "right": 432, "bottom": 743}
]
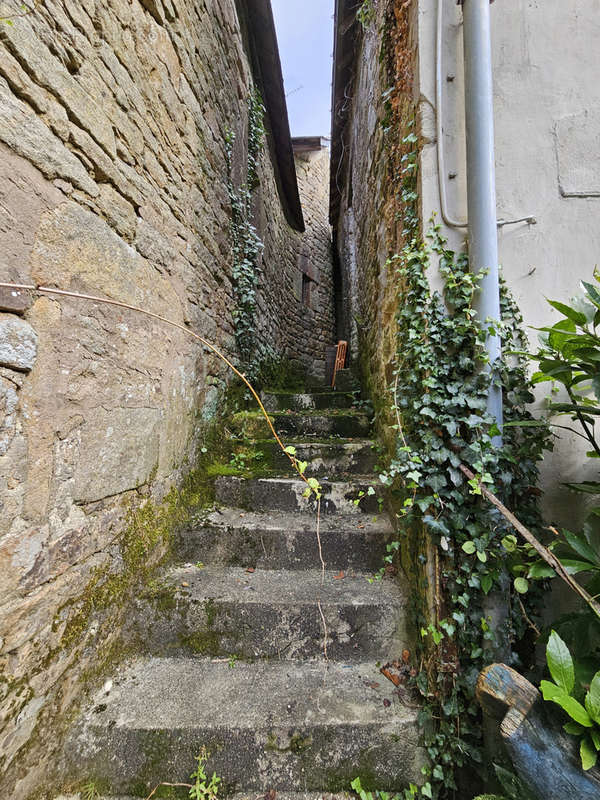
[{"left": 417, "top": 0, "right": 600, "bottom": 525}]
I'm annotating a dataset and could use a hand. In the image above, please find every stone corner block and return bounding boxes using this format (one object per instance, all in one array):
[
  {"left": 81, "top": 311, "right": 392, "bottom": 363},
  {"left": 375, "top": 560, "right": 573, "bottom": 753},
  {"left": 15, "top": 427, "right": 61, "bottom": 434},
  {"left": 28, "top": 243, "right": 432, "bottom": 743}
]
[
  {"left": 0, "top": 286, "right": 33, "bottom": 315},
  {"left": 0, "top": 313, "right": 38, "bottom": 371}
]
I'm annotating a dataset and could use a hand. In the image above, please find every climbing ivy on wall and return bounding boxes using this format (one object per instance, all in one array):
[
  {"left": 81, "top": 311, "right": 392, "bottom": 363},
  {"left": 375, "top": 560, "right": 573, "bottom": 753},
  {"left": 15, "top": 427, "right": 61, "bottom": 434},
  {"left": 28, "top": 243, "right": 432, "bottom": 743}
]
[
  {"left": 381, "top": 132, "right": 552, "bottom": 798},
  {"left": 226, "top": 89, "right": 266, "bottom": 364}
]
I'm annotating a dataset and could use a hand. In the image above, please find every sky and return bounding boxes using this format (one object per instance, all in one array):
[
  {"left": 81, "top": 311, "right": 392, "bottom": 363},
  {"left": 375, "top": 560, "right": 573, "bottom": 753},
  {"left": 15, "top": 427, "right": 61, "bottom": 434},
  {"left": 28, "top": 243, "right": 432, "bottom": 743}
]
[{"left": 271, "top": 0, "right": 335, "bottom": 138}]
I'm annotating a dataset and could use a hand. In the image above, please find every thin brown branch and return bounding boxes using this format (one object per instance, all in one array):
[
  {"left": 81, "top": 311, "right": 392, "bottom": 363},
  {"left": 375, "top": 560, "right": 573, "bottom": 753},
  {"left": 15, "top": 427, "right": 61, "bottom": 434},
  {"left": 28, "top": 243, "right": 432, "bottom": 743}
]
[
  {"left": 0, "top": 0, "right": 39, "bottom": 21},
  {"left": 393, "top": 369, "right": 408, "bottom": 449},
  {"left": 517, "top": 594, "right": 541, "bottom": 638},
  {"left": 460, "top": 463, "right": 600, "bottom": 620},
  {"left": 0, "top": 281, "right": 315, "bottom": 492},
  {"left": 145, "top": 782, "right": 192, "bottom": 800},
  {"left": 315, "top": 497, "right": 329, "bottom": 662}
]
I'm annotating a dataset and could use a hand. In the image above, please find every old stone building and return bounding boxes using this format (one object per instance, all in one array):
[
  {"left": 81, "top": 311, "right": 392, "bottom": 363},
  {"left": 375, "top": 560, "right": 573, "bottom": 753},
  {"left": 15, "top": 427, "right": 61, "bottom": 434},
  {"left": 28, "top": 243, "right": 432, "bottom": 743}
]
[
  {"left": 0, "top": 0, "right": 334, "bottom": 795},
  {"left": 3, "top": 0, "right": 600, "bottom": 796},
  {"left": 331, "top": 0, "right": 600, "bottom": 524}
]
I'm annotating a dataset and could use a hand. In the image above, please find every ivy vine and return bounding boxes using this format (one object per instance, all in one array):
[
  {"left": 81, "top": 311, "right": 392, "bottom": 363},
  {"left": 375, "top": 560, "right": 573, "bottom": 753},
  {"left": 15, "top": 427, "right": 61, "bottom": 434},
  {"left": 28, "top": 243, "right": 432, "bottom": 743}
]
[
  {"left": 381, "top": 131, "right": 552, "bottom": 798},
  {"left": 226, "top": 89, "right": 266, "bottom": 364}
]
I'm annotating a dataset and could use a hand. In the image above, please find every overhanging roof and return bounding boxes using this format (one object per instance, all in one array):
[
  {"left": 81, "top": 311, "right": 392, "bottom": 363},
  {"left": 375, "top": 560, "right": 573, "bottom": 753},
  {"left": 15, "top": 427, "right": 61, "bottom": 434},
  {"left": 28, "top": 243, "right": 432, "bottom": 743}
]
[
  {"left": 292, "top": 136, "right": 330, "bottom": 153},
  {"left": 243, "top": 0, "right": 305, "bottom": 232}
]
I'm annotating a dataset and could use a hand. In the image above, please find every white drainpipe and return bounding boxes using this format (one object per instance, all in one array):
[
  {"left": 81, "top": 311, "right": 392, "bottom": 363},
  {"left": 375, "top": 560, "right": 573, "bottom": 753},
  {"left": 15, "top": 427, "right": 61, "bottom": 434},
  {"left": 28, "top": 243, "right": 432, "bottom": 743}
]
[{"left": 461, "top": 0, "right": 502, "bottom": 440}]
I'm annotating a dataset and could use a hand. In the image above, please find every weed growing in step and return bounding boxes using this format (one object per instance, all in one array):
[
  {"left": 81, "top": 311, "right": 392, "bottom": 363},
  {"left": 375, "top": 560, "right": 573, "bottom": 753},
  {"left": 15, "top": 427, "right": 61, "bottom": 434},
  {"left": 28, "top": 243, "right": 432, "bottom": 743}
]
[{"left": 144, "top": 747, "right": 220, "bottom": 800}]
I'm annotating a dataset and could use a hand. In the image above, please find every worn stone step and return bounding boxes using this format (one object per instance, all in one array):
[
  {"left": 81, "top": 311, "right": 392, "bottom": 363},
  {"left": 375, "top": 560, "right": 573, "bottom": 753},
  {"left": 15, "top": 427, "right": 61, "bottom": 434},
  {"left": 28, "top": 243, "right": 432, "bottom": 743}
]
[
  {"left": 262, "top": 391, "right": 356, "bottom": 412},
  {"left": 214, "top": 476, "right": 383, "bottom": 514},
  {"left": 65, "top": 658, "right": 422, "bottom": 796},
  {"left": 331, "top": 369, "right": 360, "bottom": 393},
  {"left": 272, "top": 410, "right": 370, "bottom": 438},
  {"left": 251, "top": 438, "right": 378, "bottom": 477},
  {"left": 230, "top": 411, "right": 370, "bottom": 440},
  {"left": 56, "top": 794, "right": 348, "bottom": 800},
  {"left": 134, "top": 565, "right": 407, "bottom": 661},
  {"left": 175, "top": 508, "right": 393, "bottom": 571}
]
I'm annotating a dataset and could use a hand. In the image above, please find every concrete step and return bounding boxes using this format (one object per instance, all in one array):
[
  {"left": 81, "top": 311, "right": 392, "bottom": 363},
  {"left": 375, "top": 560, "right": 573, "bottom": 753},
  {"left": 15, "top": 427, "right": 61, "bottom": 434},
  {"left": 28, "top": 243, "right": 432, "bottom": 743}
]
[
  {"left": 262, "top": 391, "right": 356, "bottom": 412},
  {"left": 230, "top": 411, "right": 370, "bottom": 440},
  {"left": 251, "top": 438, "right": 378, "bottom": 477},
  {"left": 214, "top": 476, "right": 383, "bottom": 515},
  {"left": 65, "top": 658, "right": 422, "bottom": 796},
  {"left": 175, "top": 509, "right": 393, "bottom": 571},
  {"left": 134, "top": 566, "right": 407, "bottom": 661}
]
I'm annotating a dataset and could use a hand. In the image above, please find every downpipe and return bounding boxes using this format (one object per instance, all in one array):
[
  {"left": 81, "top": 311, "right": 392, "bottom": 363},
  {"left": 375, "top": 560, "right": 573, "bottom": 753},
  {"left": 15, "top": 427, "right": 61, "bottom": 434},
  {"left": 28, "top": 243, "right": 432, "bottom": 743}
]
[
  {"left": 461, "top": 3, "right": 511, "bottom": 703},
  {"left": 461, "top": 0, "right": 502, "bottom": 442}
]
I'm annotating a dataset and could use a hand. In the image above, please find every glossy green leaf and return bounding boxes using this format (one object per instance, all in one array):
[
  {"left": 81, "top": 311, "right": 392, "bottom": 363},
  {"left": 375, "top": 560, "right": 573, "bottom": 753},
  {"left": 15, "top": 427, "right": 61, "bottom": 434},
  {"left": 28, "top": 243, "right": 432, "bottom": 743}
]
[
  {"left": 585, "top": 672, "right": 600, "bottom": 724},
  {"left": 560, "top": 558, "right": 598, "bottom": 574},
  {"left": 563, "top": 481, "right": 600, "bottom": 495},
  {"left": 582, "top": 281, "right": 600, "bottom": 309},
  {"left": 548, "top": 300, "right": 588, "bottom": 326},
  {"left": 540, "top": 680, "right": 593, "bottom": 726},
  {"left": 581, "top": 735, "right": 598, "bottom": 770},
  {"left": 547, "top": 630, "right": 575, "bottom": 692},
  {"left": 562, "top": 529, "right": 598, "bottom": 564},
  {"left": 564, "top": 721, "right": 585, "bottom": 735}
]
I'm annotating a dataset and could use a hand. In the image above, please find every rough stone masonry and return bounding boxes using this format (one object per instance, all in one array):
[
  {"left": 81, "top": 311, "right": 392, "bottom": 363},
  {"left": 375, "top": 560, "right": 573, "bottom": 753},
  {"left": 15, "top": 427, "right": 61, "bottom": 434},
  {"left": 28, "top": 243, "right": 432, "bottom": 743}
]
[{"left": 0, "top": 1, "right": 334, "bottom": 795}]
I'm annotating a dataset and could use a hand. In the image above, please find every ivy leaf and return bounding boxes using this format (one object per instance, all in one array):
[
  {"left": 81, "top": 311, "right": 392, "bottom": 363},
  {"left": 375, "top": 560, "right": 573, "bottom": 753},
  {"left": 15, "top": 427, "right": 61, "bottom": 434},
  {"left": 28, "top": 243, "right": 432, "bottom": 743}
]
[
  {"left": 514, "top": 577, "right": 529, "bottom": 594},
  {"left": 481, "top": 575, "right": 493, "bottom": 595},
  {"left": 528, "top": 562, "right": 556, "bottom": 579},
  {"left": 406, "top": 470, "right": 422, "bottom": 483},
  {"left": 284, "top": 446, "right": 297, "bottom": 456},
  {"left": 547, "top": 630, "right": 575, "bottom": 692},
  {"left": 462, "top": 541, "right": 476, "bottom": 555},
  {"left": 581, "top": 735, "right": 598, "bottom": 770}
]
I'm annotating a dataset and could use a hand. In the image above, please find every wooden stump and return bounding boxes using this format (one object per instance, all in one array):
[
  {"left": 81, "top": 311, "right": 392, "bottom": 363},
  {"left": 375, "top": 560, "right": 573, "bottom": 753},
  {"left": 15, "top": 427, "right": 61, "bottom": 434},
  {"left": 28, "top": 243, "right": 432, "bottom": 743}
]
[{"left": 477, "top": 663, "right": 600, "bottom": 799}]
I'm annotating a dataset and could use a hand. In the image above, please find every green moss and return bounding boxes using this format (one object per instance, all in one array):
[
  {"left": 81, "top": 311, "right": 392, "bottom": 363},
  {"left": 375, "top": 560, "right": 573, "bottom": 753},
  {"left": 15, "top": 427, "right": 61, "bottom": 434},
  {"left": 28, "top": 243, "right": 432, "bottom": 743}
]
[
  {"left": 204, "top": 598, "right": 217, "bottom": 627},
  {"left": 289, "top": 732, "right": 313, "bottom": 754},
  {"left": 473, "top": 796, "right": 509, "bottom": 800},
  {"left": 229, "top": 410, "right": 274, "bottom": 438},
  {"left": 179, "top": 630, "right": 221, "bottom": 656},
  {"left": 143, "top": 578, "right": 178, "bottom": 613}
]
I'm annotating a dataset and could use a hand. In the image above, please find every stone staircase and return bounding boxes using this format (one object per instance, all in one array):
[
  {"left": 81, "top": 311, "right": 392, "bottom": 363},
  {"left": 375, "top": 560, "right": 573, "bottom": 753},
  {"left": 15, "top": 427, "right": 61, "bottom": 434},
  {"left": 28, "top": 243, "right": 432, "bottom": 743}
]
[{"left": 61, "top": 387, "right": 421, "bottom": 798}]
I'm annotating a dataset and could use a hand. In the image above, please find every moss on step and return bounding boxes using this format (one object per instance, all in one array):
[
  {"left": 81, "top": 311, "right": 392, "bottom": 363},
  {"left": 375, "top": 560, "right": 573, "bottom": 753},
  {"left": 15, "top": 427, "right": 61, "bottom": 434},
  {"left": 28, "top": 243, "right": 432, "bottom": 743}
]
[{"left": 229, "top": 410, "right": 275, "bottom": 438}]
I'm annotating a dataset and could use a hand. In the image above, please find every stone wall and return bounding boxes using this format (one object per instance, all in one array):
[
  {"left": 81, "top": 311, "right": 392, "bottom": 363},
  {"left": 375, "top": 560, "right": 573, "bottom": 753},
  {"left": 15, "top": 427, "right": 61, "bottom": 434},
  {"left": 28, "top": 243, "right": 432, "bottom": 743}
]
[
  {"left": 331, "top": 0, "right": 416, "bottom": 441},
  {"left": 0, "top": 1, "right": 333, "bottom": 795},
  {"left": 289, "top": 142, "right": 335, "bottom": 377}
]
